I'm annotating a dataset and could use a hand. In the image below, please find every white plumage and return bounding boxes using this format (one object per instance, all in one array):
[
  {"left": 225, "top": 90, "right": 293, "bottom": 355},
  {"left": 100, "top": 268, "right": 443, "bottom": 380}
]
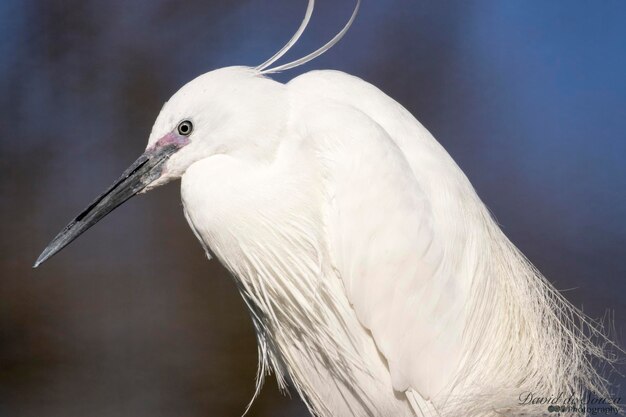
[
  {"left": 172, "top": 66, "right": 612, "bottom": 417},
  {"left": 36, "top": 1, "right": 616, "bottom": 416}
]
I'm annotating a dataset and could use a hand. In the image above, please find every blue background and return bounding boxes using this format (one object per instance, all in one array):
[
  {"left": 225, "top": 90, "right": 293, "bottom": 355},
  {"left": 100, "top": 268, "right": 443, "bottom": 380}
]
[{"left": 0, "top": 1, "right": 624, "bottom": 416}]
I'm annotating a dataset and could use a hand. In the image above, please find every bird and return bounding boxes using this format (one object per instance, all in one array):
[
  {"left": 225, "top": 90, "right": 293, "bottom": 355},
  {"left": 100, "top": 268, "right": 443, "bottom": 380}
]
[{"left": 34, "top": 1, "right": 617, "bottom": 416}]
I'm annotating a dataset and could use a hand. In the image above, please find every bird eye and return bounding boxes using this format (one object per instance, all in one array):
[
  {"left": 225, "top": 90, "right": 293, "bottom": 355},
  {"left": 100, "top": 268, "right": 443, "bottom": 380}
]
[{"left": 177, "top": 120, "right": 193, "bottom": 136}]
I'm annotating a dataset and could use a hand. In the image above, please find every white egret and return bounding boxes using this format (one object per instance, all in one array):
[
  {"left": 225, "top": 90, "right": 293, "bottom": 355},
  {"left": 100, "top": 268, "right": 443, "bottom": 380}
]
[{"left": 35, "top": 1, "right": 616, "bottom": 416}]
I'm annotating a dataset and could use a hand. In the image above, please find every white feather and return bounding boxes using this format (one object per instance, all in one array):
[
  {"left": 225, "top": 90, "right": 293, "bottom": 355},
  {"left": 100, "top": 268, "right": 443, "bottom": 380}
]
[
  {"left": 158, "top": 67, "right": 618, "bottom": 417},
  {"left": 256, "top": 0, "right": 315, "bottom": 72},
  {"left": 260, "top": 0, "right": 361, "bottom": 74}
]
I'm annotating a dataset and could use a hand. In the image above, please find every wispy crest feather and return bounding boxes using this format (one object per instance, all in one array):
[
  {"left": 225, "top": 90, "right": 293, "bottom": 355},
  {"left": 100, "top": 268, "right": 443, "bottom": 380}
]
[
  {"left": 257, "top": 0, "right": 361, "bottom": 74},
  {"left": 256, "top": 0, "right": 315, "bottom": 71}
]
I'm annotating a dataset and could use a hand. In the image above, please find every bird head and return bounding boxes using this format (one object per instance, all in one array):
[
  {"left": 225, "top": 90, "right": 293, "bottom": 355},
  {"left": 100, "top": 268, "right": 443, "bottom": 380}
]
[
  {"left": 35, "top": 0, "right": 360, "bottom": 267},
  {"left": 145, "top": 66, "right": 287, "bottom": 190},
  {"left": 34, "top": 66, "right": 287, "bottom": 267}
]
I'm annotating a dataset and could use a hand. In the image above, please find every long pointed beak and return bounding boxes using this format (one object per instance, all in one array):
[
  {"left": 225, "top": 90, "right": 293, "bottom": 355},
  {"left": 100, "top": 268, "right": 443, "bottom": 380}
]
[{"left": 34, "top": 143, "right": 179, "bottom": 268}]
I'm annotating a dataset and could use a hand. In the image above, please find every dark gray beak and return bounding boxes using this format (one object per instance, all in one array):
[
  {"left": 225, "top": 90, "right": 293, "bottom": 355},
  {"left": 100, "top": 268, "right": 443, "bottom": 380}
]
[{"left": 34, "top": 143, "right": 179, "bottom": 268}]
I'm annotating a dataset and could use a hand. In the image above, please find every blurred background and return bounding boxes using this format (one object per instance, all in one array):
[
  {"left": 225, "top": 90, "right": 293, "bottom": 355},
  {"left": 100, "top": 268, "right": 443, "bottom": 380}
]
[{"left": 1, "top": 1, "right": 625, "bottom": 416}]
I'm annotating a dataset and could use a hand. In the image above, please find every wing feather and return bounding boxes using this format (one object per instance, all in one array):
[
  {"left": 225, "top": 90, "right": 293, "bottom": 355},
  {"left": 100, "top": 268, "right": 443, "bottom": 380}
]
[
  {"left": 290, "top": 93, "right": 470, "bottom": 403},
  {"left": 288, "top": 70, "right": 615, "bottom": 416}
]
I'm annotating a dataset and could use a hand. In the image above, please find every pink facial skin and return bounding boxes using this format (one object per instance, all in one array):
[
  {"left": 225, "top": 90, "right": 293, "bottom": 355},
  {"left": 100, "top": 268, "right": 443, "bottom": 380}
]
[{"left": 149, "top": 131, "right": 191, "bottom": 152}]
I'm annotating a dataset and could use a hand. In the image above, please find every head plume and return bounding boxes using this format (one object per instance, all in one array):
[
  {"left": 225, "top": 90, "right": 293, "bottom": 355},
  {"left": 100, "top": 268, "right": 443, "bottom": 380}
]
[{"left": 257, "top": 0, "right": 361, "bottom": 74}]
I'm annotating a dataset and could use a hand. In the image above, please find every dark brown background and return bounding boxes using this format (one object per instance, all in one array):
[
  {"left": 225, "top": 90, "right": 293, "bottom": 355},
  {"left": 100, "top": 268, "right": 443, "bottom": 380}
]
[{"left": 1, "top": 1, "right": 624, "bottom": 416}]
